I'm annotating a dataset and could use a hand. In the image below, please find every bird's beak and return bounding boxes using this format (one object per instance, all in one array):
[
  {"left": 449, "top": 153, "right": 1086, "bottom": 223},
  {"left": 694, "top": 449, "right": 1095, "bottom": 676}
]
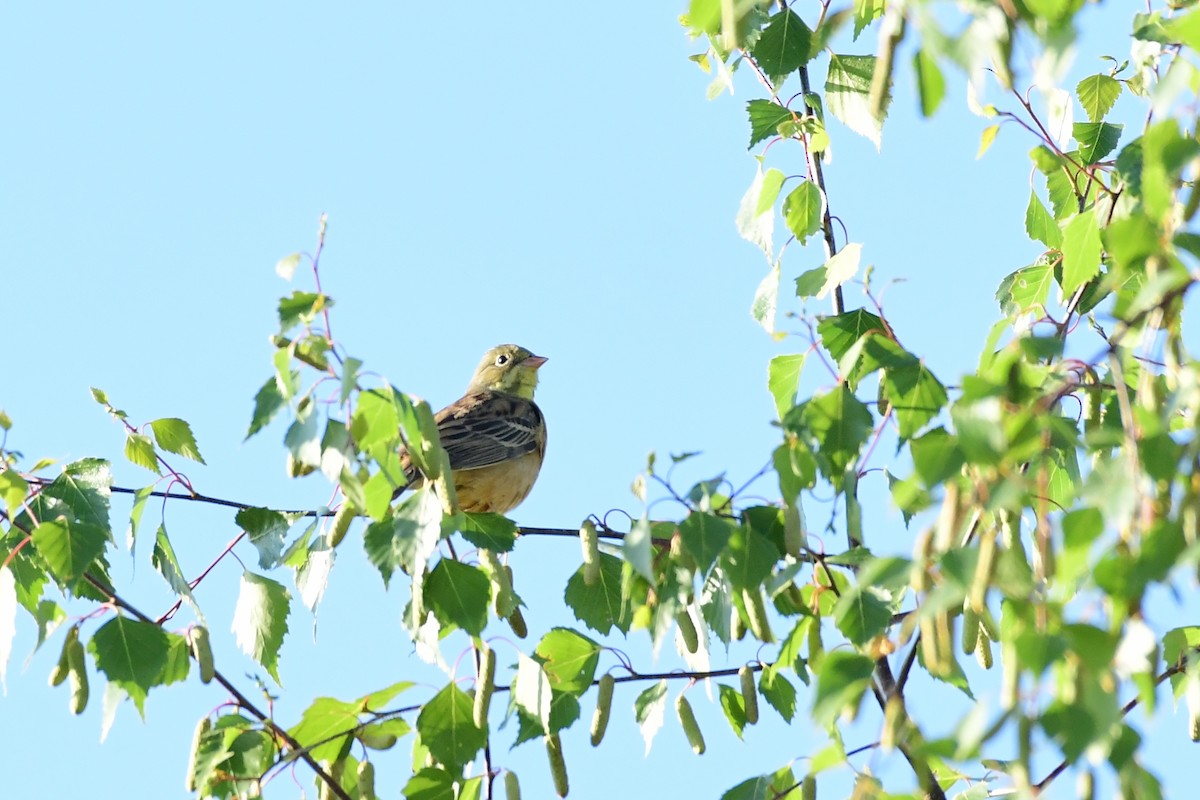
[{"left": 523, "top": 354, "right": 548, "bottom": 369}]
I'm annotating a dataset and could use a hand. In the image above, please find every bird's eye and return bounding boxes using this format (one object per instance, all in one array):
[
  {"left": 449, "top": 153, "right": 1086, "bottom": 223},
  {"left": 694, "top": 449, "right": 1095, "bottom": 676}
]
[{"left": 495, "top": 354, "right": 510, "bottom": 366}]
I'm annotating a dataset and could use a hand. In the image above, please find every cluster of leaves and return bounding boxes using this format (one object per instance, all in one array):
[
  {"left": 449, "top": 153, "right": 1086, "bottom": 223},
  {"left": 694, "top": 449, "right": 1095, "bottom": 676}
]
[
  {"left": 679, "top": 0, "right": 1200, "bottom": 797},
  {"left": 3, "top": 2, "right": 1200, "bottom": 800}
]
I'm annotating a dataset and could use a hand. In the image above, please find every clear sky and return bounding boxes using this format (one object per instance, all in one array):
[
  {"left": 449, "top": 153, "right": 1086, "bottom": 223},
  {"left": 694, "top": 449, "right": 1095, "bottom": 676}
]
[{"left": 2, "top": 2, "right": 1194, "bottom": 799}]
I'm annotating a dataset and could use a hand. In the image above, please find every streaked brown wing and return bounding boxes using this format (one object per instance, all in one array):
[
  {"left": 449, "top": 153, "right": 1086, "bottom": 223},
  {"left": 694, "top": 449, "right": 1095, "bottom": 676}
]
[
  {"left": 437, "top": 391, "right": 545, "bottom": 471},
  {"left": 398, "top": 391, "right": 545, "bottom": 488}
]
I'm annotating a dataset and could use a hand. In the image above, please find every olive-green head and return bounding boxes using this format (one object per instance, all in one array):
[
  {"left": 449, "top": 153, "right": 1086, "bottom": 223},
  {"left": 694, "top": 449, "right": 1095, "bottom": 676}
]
[{"left": 466, "top": 344, "right": 547, "bottom": 399}]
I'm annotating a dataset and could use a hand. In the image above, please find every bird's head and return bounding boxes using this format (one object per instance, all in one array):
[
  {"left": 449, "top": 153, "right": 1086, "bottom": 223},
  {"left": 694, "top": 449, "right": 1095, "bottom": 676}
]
[{"left": 466, "top": 344, "right": 547, "bottom": 399}]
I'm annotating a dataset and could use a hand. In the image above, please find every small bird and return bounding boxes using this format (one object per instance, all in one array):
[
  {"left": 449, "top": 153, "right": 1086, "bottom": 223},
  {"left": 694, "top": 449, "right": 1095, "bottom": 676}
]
[{"left": 398, "top": 344, "right": 548, "bottom": 514}]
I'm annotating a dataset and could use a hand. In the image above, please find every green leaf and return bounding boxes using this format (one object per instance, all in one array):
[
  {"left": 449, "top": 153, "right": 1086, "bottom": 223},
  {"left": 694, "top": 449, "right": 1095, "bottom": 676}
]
[
  {"left": 123, "top": 433, "right": 160, "bottom": 475},
  {"left": 802, "top": 387, "right": 873, "bottom": 488},
  {"left": 236, "top": 507, "right": 291, "bottom": 569},
  {"left": 535, "top": 628, "right": 600, "bottom": 695},
  {"left": 883, "top": 362, "right": 947, "bottom": 439},
  {"left": 351, "top": 388, "right": 402, "bottom": 450},
  {"left": 782, "top": 182, "right": 822, "bottom": 244},
  {"left": 720, "top": 768, "right": 800, "bottom": 800},
  {"left": 42, "top": 458, "right": 112, "bottom": 531},
  {"left": 624, "top": 516, "right": 654, "bottom": 583},
  {"left": 90, "top": 617, "right": 189, "bottom": 715},
  {"left": 1073, "top": 122, "right": 1123, "bottom": 164},
  {"left": 151, "top": 524, "right": 202, "bottom": 619},
  {"left": 720, "top": 525, "right": 779, "bottom": 593},
  {"left": 751, "top": 9, "right": 812, "bottom": 76},
  {"left": 833, "top": 584, "right": 894, "bottom": 647},
  {"left": 759, "top": 668, "right": 797, "bottom": 721},
  {"left": 403, "top": 768, "right": 456, "bottom": 800},
  {"left": 679, "top": 512, "right": 736, "bottom": 576},
  {"left": 746, "top": 99, "right": 796, "bottom": 149},
  {"left": 564, "top": 552, "right": 630, "bottom": 635},
  {"left": 1060, "top": 208, "right": 1103, "bottom": 297},
  {"left": 416, "top": 683, "right": 485, "bottom": 771},
  {"left": 1024, "top": 191, "right": 1063, "bottom": 248},
  {"left": 284, "top": 406, "right": 322, "bottom": 470},
  {"left": 31, "top": 519, "right": 107, "bottom": 591},
  {"left": 277, "top": 290, "right": 330, "bottom": 333},
  {"left": 275, "top": 252, "right": 301, "bottom": 279},
  {"left": 913, "top": 48, "right": 945, "bottom": 117},
  {"left": 425, "top": 559, "right": 490, "bottom": 636},
  {"left": 512, "top": 652, "right": 553, "bottom": 734},
  {"left": 289, "top": 697, "right": 359, "bottom": 763},
  {"left": 231, "top": 572, "right": 290, "bottom": 684},
  {"left": 363, "top": 490, "right": 445, "bottom": 586},
  {"left": 756, "top": 168, "right": 786, "bottom": 216},
  {"left": 817, "top": 309, "right": 887, "bottom": 363},
  {"left": 826, "top": 54, "right": 885, "bottom": 149},
  {"left": 634, "top": 679, "right": 668, "bottom": 755},
  {"left": 736, "top": 167, "right": 776, "bottom": 256},
  {"left": 812, "top": 650, "right": 874, "bottom": 726},
  {"left": 768, "top": 354, "right": 806, "bottom": 420},
  {"left": 0, "top": 469, "right": 28, "bottom": 516},
  {"left": 750, "top": 261, "right": 780, "bottom": 333},
  {"left": 996, "top": 263, "right": 1055, "bottom": 318},
  {"left": 977, "top": 124, "right": 1000, "bottom": 159},
  {"left": 459, "top": 513, "right": 518, "bottom": 552},
  {"left": 910, "top": 428, "right": 964, "bottom": 487},
  {"left": 817, "top": 242, "right": 862, "bottom": 299},
  {"left": 795, "top": 265, "right": 827, "bottom": 298},
  {"left": 246, "top": 377, "right": 287, "bottom": 440},
  {"left": 1077, "top": 74, "right": 1122, "bottom": 122},
  {"left": 718, "top": 682, "right": 748, "bottom": 739},
  {"left": 149, "top": 418, "right": 206, "bottom": 464}
]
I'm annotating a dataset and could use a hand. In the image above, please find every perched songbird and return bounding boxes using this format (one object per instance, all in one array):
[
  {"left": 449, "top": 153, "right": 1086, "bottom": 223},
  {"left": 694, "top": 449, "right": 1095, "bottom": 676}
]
[{"left": 398, "top": 344, "right": 548, "bottom": 514}]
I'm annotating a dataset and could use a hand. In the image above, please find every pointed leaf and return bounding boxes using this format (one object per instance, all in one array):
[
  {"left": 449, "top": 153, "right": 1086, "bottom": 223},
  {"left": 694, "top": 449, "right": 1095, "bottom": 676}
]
[
  {"left": 124, "top": 433, "right": 160, "bottom": 475},
  {"left": 884, "top": 362, "right": 947, "bottom": 439},
  {"left": 231, "top": 572, "right": 290, "bottom": 684},
  {"left": 149, "top": 418, "right": 206, "bottom": 464},
  {"left": 782, "top": 182, "right": 822, "bottom": 243},
  {"left": 817, "top": 243, "right": 862, "bottom": 299},
  {"left": 1073, "top": 122, "right": 1123, "bottom": 164},
  {"left": 535, "top": 628, "right": 600, "bottom": 695},
  {"left": 31, "top": 519, "right": 107, "bottom": 591},
  {"left": 768, "top": 354, "right": 806, "bottom": 420},
  {"left": 416, "top": 682, "right": 485, "bottom": 770},
  {"left": 679, "top": 512, "right": 736, "bottom": 576},
  {"left": 459, "top": 513, "right": 518, "bottom": 553},
  {"left": 746, "top": 99, "right": 796, "bottom": 149},
  {"left": 1024, "top": 192, "right": 1063, "bottom": 248},
  {"left": 90, "top": 617, "right": 189, "bottom": 715},
  {"left": 151, "top": 524, "right": 202, "bottom": 620},
  {"left": 634, "top": 679, "right": 669, "bottom": 755},
  {"left": 425, "top": 559, "right": 490, "bottom": 635},
  {"left": 826, "top": 55, "right": 885, "bottom": 149},
  {"left": 751, "top": 9, "right": 812, "bottom": 76},
  {"left": 236, "top": 507, "right": 291, "bottom": 569},
  {"left": 1061, "top": 208, "right": 1103, "bottom": 296},
  {"left": 513, "top": 653, "right": 554, "bottom": 733},
  {"left": 1077, "top": 74, "right": 1121, "bottom": 122},
  {"left": 565, "top": 553, "right": 630, "bottom": 635}
]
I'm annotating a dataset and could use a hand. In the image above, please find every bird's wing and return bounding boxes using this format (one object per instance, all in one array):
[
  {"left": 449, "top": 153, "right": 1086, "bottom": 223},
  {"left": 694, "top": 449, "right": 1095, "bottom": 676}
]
[{"left": 436, "top": 391, "right": 545, "bottom": 471}]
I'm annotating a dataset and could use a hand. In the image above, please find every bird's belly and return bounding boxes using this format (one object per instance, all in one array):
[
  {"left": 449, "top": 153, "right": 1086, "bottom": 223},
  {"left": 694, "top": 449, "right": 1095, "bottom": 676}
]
[{"left": 454, "top": 451, "right": 543, "bottom": 514}]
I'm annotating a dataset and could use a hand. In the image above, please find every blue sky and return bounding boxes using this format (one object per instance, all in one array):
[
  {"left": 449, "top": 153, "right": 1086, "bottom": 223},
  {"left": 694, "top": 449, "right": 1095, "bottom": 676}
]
[{"left": 3, "top": 2, "right": 1195, "bottom": 799}]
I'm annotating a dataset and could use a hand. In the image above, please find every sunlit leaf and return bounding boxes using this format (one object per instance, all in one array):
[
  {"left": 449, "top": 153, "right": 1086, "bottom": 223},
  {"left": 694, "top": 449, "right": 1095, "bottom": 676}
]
[{"left": 231, "top": 571, "right": 290, "bottom": 684}]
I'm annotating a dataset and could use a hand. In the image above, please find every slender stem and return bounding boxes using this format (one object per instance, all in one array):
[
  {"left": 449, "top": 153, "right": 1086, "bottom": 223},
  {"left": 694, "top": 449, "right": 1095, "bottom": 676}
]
[
  {"left": 797, "top": 65, "right": 844, "bottom": 316},
  {"left": 81, "top": 573, "right": 353, "bottom": 800}
]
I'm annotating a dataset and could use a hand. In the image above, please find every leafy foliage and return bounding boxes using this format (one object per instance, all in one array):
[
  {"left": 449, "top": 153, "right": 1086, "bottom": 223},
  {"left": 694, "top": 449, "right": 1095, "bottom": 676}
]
[{"left": 3, "top": 3, "right": 1200, "bottom": 800}]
